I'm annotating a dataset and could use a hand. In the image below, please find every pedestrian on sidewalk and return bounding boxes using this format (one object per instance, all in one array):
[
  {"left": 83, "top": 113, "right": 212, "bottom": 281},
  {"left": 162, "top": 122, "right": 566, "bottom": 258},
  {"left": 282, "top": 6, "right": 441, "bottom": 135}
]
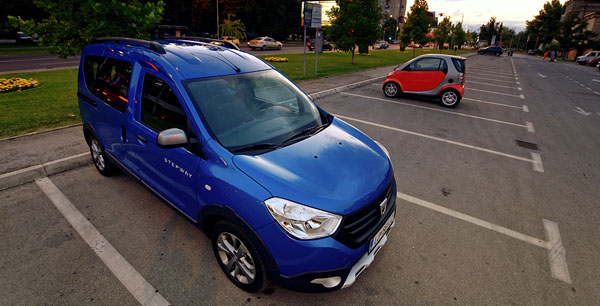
[
  {"left": 550, "top": 50, "right": 556, "bottom": 62},
  {"left": 543, "top": 51, "right": 548, "bottom": 61}
]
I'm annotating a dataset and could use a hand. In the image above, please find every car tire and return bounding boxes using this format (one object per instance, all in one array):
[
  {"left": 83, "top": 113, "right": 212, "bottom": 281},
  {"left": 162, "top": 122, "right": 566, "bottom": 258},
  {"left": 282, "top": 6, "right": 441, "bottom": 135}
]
[
  {"left": 383, "top": 82, "right": 401, "bottom": 98},
  {"left": 495, "top": 52, "right": 500, "bottom": 56},
  {"left": 261, "top": 45, "right": 267, "bottom": 51},
  {"left": 439, "top": 89, "right": 461, "bottom": 108},
  {"left": 88, "top": 136, "right": 117, "bottom": 176},
  {"left": 211, "top": 220, "right": 269, "bottom": 293},
  {"left": 277, "top": 45, "right": 281, "bottom": 50},
  {"left": 578, "top": 61, "right": 586, "bottom": 65}
]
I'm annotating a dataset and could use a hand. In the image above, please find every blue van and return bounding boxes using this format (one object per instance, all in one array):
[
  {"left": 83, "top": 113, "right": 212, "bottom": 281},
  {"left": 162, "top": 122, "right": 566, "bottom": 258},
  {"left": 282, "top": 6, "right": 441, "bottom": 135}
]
[{"left": 78, "top": 37, "right": 396, "bottom": 292}]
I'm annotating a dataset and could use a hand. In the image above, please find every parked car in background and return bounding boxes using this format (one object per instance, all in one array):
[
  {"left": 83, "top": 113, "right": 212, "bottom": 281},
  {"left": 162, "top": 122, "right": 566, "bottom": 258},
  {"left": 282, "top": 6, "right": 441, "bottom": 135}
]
[
  {"left": 588, "top": 56, "right": 600, "bottom": 67},
  {"left": 478, "top": 46, "right": 503, "bottom": 56},
  {"left": 382, "top": 54, "right": 466, "bottom": 108},
  {"left": 221, "top": 36, "right": 240, "bottom": 47},
  {"left": 306, "top": 39, "right": 333, "bottom": 51},
  {"left": 16, "top": 32, "right": 32, "bottom": 43},
  {"left": 78, "top": 37, "right": 395, "bottom": 293},
  {"left": 248, "top": 37, "right": 282, "bottom": 51},
  {"left": 577, "top": 51, "right": 600, "bottom": 65},
  {"left": 374, "top": 40, "right": 389, "bottom": 49},
  {"left": 166, "top": 36, "right": 239, "bottom": 50}
]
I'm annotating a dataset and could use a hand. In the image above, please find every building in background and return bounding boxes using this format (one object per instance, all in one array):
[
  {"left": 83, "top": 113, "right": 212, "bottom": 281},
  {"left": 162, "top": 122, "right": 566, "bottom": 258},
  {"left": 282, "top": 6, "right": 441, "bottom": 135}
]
[
  {"left": 378, "top": 0, "right": 408, "bottom": 22},
  {"left": 564, "top": 0, "right": 600, "bottom": 19}
]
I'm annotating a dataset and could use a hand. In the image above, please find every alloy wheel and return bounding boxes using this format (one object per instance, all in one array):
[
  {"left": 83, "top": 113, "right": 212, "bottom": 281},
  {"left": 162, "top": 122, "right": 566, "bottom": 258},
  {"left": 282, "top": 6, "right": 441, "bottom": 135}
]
[{"left": 217, "top": 232, "right": 256, "bottom": 284}]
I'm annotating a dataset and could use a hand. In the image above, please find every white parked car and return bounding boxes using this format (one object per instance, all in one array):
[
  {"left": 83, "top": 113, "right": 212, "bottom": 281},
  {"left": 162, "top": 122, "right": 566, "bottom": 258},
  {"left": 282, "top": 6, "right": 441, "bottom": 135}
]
[
  {"left": 247, "top": 37, "right": 282, "bottom": 51},
  {"left": 576, "top": 51, "right": 600, "bottom": 65}
]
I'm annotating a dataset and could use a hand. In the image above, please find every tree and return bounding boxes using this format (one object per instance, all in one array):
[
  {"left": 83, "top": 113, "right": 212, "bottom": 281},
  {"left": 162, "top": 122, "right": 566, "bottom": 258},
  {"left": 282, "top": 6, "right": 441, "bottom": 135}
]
[
  {"left": 433, "top": 16, "right": 451, "bottom": 50},
  {"left": 466, "top": 30, "right": 479, "bottom": 46},
  {"left": 400, "top": 0, "right": 431, "bottom": 57},
  {"left": 9, "top": 0, "right": 164, "bottom": 59},
  {"left": 556, "top": 11, "right": 598, "bottom": 57},
  {"left": 452, "top": 22, "right": 466, "bottom": 49},
  {"left": 327, "top": 0, "right": 381, "bottom": 64},
  {"left": 382, "top": 17, "right": 398, "bottom": 42},
  {"left": 220, "top": 13, "right": 247, "bottom": 39},
  {"left": 525, "top": 0, "right": 564, "bottom": 47},
  {"left": 479, "top": 17, "right": 501, "bottom": 46}
]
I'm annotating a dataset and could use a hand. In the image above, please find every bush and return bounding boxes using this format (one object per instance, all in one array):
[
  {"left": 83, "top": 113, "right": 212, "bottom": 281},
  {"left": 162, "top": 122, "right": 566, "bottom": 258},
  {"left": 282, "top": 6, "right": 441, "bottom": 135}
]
[{"left": 0, "top": 77, "right": 40, "bottom": 93}]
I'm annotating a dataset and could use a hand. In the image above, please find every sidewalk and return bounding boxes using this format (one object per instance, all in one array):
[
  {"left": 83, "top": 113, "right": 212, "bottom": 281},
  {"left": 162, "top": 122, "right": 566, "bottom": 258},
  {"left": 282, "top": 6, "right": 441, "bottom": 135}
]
[{"left": 0, "top": 65, "right": 398, "bottom": 190}]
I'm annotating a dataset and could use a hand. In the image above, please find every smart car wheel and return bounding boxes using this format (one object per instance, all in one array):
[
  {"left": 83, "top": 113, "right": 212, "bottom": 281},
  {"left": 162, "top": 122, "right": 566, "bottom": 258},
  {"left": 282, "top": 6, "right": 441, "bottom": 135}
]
[
  {"left": 261, "top": 45, "right": 267, "bottom": 51},
  {"left": 383, "top": 82, "right": 401, "bottom": 98},
  {"left": 89, "top": 136, "right": 117, "bottom": 176},
  {"left": 211, "top": 220, "right": 268, "bottom": 293},
  {"left": 440, "top": 89, "right": 461, "bottom": 108}
]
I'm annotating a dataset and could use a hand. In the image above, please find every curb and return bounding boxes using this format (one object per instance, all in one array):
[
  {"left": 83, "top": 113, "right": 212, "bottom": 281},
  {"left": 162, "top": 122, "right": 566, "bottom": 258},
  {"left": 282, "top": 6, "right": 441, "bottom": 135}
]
[
  {"left": 0, "top": 152, "right": 91, "bottom": 191},
  {"left": 0, "top": 123, "right": 82, "bottom": 142},
  {"left": 309, "top": 75, "right": 386, "bottom": 100}
]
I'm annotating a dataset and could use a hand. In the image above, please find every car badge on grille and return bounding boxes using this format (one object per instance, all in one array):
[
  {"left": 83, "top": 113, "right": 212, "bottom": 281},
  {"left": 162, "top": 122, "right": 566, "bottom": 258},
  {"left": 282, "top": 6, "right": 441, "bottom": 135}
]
[{"left": 379, "top": 198, "right": 388, "bottom": 215}]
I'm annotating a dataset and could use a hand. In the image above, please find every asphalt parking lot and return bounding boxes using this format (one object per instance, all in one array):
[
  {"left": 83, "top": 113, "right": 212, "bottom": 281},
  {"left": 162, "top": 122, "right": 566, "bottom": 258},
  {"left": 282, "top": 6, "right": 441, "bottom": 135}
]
[{"left": 2, "top": 53, "right": 600, "bottom": 305}]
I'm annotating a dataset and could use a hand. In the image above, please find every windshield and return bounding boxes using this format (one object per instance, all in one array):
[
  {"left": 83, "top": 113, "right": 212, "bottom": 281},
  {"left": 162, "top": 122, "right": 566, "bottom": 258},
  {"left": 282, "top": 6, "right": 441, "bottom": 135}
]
[{"left": 185, "top": 70, "right": 327, "bottom": 153}]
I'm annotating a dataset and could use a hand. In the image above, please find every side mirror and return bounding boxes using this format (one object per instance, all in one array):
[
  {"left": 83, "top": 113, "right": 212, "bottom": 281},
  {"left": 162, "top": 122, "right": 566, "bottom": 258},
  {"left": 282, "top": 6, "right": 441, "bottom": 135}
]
[{"left": 157, "top": 128, "right": 188, "bottom": 148}]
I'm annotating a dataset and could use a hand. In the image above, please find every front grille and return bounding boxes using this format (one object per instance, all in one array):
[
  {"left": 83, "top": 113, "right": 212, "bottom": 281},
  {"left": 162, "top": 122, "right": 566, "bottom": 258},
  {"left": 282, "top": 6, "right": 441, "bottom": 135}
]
[{"left": 334, "top": 179, "right": 396, "bottom": 249}]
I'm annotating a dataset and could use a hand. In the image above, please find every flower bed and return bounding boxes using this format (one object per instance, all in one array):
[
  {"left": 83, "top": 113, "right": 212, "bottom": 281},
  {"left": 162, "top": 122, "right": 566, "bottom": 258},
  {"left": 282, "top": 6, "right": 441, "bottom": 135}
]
[
  {"left": 264, "top": 57, "right": 289, "bottom": 62},
  {"left": 0, "top": 77, "right": 40, "bottom": 93}
]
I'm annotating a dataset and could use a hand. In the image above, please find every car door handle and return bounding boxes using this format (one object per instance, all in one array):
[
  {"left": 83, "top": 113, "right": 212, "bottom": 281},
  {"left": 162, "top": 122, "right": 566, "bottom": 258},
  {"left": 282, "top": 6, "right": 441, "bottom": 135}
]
[{"left": 136, "top": 135, "right": 147, "bottom": 143}]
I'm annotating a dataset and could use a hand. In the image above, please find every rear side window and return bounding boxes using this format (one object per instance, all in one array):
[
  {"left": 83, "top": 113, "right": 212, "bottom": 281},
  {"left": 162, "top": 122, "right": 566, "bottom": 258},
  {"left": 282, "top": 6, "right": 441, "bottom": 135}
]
[
  {"left": 83, "top": 55, "right": 132, "bottom": 113},
  {"left": 413, "top": 58, "right": 443, "bottom": 71},
  {"left": 452, "top": 58, "right": 465, "bottom": 73},
  {"left": 141, "top": 73, "right": 187, "bottom": 132}
]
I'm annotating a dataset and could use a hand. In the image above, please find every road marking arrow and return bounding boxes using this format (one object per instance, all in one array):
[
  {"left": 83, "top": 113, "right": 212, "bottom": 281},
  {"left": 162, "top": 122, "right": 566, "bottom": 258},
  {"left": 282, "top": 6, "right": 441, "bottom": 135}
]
[
  {"left": 538, "top": 73, "right": 547, "bottom": 78},
  {"left": 575, "top": 107, "right": 591, "bottom": 116}
]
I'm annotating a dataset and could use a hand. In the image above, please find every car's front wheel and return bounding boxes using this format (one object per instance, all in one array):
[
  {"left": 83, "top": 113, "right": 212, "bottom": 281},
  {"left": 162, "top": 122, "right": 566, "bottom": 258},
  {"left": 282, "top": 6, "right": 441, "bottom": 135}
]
[
  {"left": 383, "top": 82, "right": 401, "bottom": 98},
  {"left": 211, "top": 220, "right": 268, "bottom": 293},
  {"left": 277, "top": 44, "right": 281, "bottom": 50},
  {"left": 439, "top": 89, "right": 461, "bottom": 108},
  {"left": 261, "top": 45, "right": 267, "bottom": 51},
  {"left": 88, "top": 136, "right": 117, "bottom": 176}
]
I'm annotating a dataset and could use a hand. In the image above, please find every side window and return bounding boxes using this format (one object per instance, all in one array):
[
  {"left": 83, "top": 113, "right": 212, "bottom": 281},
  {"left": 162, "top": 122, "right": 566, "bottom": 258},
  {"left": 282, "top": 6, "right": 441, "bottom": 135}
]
[
  {"left": 141, "top": 73, "right": 187, "bottom": 132},
  {"left": 414, "top": 58, "right": 443, "bottom": 71},
  {"left": 83, "top": 55, "right": 132, "bottom": 112}
]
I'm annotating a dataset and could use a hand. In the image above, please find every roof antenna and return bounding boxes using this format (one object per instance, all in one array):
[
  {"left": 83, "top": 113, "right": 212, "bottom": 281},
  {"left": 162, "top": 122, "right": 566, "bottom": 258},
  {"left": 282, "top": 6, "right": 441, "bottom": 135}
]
[{"left": 215, "top": 50, "right": 241, "bottom": 72}]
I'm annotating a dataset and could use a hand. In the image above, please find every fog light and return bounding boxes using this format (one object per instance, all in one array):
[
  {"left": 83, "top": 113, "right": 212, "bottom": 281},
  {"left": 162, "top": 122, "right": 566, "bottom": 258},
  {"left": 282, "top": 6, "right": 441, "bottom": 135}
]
[{"left": 310, "top": 276, "right": 342, "bottom": 288}]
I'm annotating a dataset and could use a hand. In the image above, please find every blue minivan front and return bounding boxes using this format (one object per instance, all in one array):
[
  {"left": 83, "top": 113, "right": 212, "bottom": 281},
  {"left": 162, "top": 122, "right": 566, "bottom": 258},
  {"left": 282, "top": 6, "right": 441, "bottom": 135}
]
[{"left": 77, "top": 38, "right": 396, "bottom": 293}]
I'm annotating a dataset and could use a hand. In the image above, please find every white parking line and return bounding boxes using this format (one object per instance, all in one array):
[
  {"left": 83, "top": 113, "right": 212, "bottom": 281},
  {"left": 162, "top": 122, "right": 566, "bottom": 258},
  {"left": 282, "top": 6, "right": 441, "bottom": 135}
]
[
  {"left": 467, "top": 80, "right": 516, "bottom": 89},
  {"left": 462, "top": 97, "right": 525, "bottom": 111},
  {"left": 523, "top": 105, "right": 529, "bottom": 112},
  {"left": 334, "top": 114, "right": 543, "bottom": 172},
  {"left": 396, "top": 192, "right": 570, "bottom": 284},
  {"left": 586, "top": 87, "right": 592, "bottom": 90},
  {"left": 526, "top": 122, "right": 535, "bottom": 133},
  {"left": 468, "top": 75, "right": 518, "bottom": 84},
  {"left": 470, "top": 71, "right": 516, "bottom": 80},
  {"left": 468, "top": 88, "right": 525, "bottom": 99},
  {"left": 341, "top": 92, "right": 531, "bottom": 130},
  {"left": 35, "top": 177, "right": 171, "bottom": 306},
  {"left": 469, "top": 69, "right": 514, "bottom": 77}
]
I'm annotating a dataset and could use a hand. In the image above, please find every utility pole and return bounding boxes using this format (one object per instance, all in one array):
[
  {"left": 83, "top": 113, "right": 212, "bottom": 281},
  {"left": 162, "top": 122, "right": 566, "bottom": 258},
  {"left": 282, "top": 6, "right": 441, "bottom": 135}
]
[{"left": 216, "top": 0, "right": 219, "bottom": 39}]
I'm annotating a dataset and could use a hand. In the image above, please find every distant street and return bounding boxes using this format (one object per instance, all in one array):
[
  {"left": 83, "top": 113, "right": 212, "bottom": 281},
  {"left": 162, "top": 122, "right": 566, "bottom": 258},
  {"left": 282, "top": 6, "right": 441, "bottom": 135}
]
[{"left": 0, "top": 44, "right": 312, "bottom": 74}]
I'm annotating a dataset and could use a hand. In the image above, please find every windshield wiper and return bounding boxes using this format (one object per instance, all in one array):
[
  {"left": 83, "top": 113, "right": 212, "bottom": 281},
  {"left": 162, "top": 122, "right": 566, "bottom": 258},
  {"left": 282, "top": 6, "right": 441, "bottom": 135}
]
[
  {"left": 282, "top": 124, "right": 328, "bottom": 144},
  {"left": 230, "top": 142, "right": 281, "bottom": 153}
]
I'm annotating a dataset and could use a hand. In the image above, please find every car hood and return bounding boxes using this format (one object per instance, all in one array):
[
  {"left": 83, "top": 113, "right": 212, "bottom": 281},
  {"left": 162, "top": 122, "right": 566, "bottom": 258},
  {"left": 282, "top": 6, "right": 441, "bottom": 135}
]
[{"left": 232, "top": 118, "right": 393, "bottom": 215}]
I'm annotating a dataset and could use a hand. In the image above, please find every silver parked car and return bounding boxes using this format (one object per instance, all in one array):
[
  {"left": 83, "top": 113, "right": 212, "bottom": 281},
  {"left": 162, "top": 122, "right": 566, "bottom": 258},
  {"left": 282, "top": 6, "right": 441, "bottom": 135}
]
[{"left": 576, "top": 51, "right": 600, "bottom": 65}]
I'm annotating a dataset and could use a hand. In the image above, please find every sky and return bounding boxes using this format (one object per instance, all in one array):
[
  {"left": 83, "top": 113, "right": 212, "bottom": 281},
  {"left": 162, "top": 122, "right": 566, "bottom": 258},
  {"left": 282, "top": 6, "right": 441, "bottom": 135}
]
[{"left": 405, "top": 0, "right": 566, "bottom": 32}]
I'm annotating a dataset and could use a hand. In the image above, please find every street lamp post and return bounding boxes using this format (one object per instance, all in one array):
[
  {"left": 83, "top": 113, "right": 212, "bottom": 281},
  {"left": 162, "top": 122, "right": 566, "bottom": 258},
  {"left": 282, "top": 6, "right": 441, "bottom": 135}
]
[{"left": 216, "top": 0, "right": 219, "bottom": 39}]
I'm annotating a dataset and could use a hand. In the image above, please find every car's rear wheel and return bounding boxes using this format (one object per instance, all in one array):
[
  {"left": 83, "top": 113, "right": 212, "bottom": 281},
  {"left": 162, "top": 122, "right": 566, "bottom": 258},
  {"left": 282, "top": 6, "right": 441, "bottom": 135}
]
[
  {"left": 440, "top": 89, "right": 461, "bottom": 108},
  {"left": 495, "top": 52, "right": 500, "bottom": 56},
  {"left": 89, "top": 136, "right": 117, "bottom": 176},
  {"left": 211, "top": 220, "right": 268, "bottom": 293},
  {"left": 277, "top": 45, "right": 281, "bottom": 50},
  {"left": 383, "top": 82, "right": 401, "bottom": 98},
  {"left": 261, "top": 45, "right": 267, "bottom": 51}
]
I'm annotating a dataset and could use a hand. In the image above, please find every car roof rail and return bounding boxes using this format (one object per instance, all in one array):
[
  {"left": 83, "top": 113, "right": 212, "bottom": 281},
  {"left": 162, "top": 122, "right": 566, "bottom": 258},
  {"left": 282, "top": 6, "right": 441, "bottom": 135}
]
[{"left": 94, "top": 37, "right": 166, "bottom": 54}]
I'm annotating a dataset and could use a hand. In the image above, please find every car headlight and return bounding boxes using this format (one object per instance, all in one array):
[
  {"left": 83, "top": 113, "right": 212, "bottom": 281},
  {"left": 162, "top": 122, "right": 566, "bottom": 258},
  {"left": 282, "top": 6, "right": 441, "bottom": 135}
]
[
  {"left": 374, "top": 140, "right": 391, "bottom": 161},
  {"left": 387, "top": 72, "right": 394, "bottom": 76},
  {"left": 264, "top": 197, "right": 342, "bottom": 240}
]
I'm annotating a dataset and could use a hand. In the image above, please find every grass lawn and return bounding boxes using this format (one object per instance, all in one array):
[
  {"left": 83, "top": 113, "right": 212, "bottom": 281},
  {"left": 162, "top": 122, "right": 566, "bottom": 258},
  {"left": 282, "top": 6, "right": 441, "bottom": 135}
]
[
  {"left": 0, "top": 48, "right": 469, "bottom": 138},
  {"left": 259, "top": 48, "right": 469, "bottom": 81},
  {"left": 0, "top": 69, "right": 79, "bottom": 138}
]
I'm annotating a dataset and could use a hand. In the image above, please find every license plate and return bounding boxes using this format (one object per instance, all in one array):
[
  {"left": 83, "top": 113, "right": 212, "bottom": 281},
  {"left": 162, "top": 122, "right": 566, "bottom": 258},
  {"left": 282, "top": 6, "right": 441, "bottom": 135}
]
[{"left": 368, "top": 211, "right": 395, "bottom": 254}]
